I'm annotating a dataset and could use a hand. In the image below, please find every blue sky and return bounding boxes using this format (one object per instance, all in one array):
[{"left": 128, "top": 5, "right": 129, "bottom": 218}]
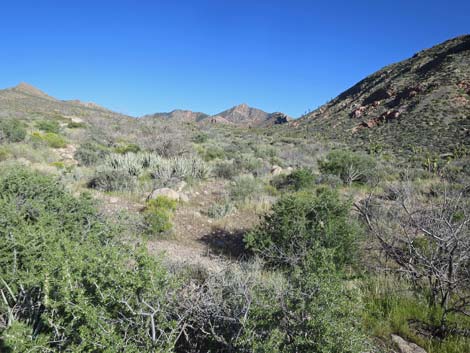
[{"left": 1, "top": 1, "right": 469, "bottom": 117}]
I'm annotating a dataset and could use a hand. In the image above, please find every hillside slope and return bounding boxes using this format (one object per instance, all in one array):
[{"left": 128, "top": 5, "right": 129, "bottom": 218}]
[
  {"left": 0, "top": 82, "right": 131, "bottom": 122},
  {"left": 296, "top": 35, "right": 470, "bottom": 155}
]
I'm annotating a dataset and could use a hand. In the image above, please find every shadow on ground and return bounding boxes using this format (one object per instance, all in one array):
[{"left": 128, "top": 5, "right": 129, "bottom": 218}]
[{"left": 199, "top": 228, "right": 251, "bottom": 260}]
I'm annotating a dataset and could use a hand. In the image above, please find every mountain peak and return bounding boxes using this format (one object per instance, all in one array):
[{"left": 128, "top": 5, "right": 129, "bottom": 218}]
[{"left": 12, "top": 82, "right": 56, "bottom": 100}]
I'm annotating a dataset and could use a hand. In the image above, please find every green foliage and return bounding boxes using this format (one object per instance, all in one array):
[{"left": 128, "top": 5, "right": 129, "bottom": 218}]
[
  {"left": 115, "top": 143, "right": 141, "bottom": 154},
  {"left": 67, "top": 121, "right": 86, "bottom": 128},
  {"left": 74, "top": 142, "right": 110, "bottom": 166},
  {"left": 230, "top": 175, "right": 264, "bottom": 203},
  {"left": 245, "top": 188, "right": 362, "bottom": 270},
  {"left": 362, "top": 276, "right": 470, "bottom": 353},
  {"left": 0, "top": 167, "right": 178, "bottom": 352},
  {"left": 213, "top": 160, "right": 239, "bottom": 179},
  {"left": 240, "top": 270, "right": 367, "bottom": 353},
  {"left": 206, "top": 200, "right": 235, "bottom": 219},
  {"left": 192, "top": 132, "right": 208, "bottom": 143},
  {"left": 319, "top": 149, "right": 376, "bottom": 185},
  {"left": 143, "top": 196, "right": 177, "bottom": 234},
  {"left": 35, "top": 119, "right": 61, "bottom": 133},
  {"left": 200, "top": 145, "right": 225, "bottom": 161},
  {"left": 272, "top": 168, "right": 315, "bottom": 191},
  {"left": 88, "top": 166, "right": 137, "bottom": 191},
  {"left": 31, "top": 131, "right": 67, "bottom": 148},
  {"left": 0, "top": 119, "right": 27, "bottom": 143},
  {"left": 0, "top": 146, "right": 10, "bottom": 161}
]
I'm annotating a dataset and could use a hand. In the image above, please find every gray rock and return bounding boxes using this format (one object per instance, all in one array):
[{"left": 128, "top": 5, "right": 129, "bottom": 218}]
[{"left": 391, "top": 334, "right": 427, "bottom": 353}]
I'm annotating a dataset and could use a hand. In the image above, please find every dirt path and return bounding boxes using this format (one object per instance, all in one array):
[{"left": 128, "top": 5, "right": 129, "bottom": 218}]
[{"left": 93, "top": 179, "right": 261, "bottom": 271}]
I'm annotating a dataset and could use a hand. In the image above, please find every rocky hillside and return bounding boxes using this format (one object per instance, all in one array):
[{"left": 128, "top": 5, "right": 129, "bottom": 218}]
[{"left": 296, "top": 35, "right": 470, "bottom": 155}]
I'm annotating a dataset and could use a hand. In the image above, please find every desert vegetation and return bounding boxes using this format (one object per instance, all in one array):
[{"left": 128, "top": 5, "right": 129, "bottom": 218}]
[{"left": 1, "top": 34, "right": 470, "bottom": 352}]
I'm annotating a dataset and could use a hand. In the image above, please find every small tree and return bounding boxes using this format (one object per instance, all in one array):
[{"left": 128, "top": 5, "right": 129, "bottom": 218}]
[{"left": 356, "top": 185, "right": 470, "bottom": 331}]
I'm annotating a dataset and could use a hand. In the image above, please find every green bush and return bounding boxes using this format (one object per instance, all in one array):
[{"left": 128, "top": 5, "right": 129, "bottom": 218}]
[
  {"left": 272, "top": 168, "right": 315, "bottom": 191},
  {"left": 0, "top": 119, "right": 27, "bottom": 142},
  {"left": 319, "top": 149, "right": 376, "bottom": 185},
  {"left": 88, "top": 166, "right": 136, "bottom": 191},
  {"left": 0, "top": 168, "right": 178, "bottom": 352},
  {"left": 213, "top": 160, "right": 239, "bottom": 179},
  {"left": 74, "top": 142, "right": 110, "bottom": 166},
  {"left": 0, "top": 146, "right": 10, "bottom": 161},
  {"left": 230, "top": 175, "right": 264, "bottom": 203},
  {"left": 31, "top": 131, "right": 67, "bottom": 148},
  {"left": 201, "top": 145, "right": 225, "bottom": 161},
  {"left": 114, "top": 143, "right": 141, "bottom": 154},
  {"left": 245, "top": 188, "right": 362, "bottom": 270},
  {"left": 240, "top": 269, "right": 368, "bottom": 353},
  {"left": 143, "top": 196, "right": 177, "bottom": 234},
  {"left": 35, "top": 119, "right": 61, "bottom": 133},
  {"left": 67, "top": 121, "right": 86, "bottom": 128},
  {"left": 206, "top": 200, "right": 234, "bottom": 219}
]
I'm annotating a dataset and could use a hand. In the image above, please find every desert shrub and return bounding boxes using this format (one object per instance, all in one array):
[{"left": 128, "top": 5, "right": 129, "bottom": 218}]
[
  {"left": 88, "top": 166, "right": 136, "bottom": 191},
  {"left": 230, "top": 175, "right": 264, "bottom": 203},
  {"left": 201, "top": 145, "right": 225, "bottom": 161},
  {"left": 272, "top": 168, "right": 315, "bottom": 191},
  {"left": 67, "top": 121, "right": 86, "bottom": 128},
  {"left": 31, "top": 132, "right": 67, "bottom": 148},
  {"left": 319, "top": 149, "right": 376, "bottom": 185},
  {"left": 105, "top": 153, "right": 144, "bottom": 176},
  {"left": 245, "top": 188, "right": 362, "bottom": 270},
  {"left": 143, "top": 196, "right": 177, "bottom": 234},
  {"left": 206, "top": 200, "right": 235, "bottom": 219},
  {"left": 174, "top": 260, "right": 367, "bottom": 353},
  {"left": 74, "top": 142, "right": 110, "bottom": 166},
  {"left": 315, "top": 173, "right": 343, "bottom": 188},
  {"left": 35, "top": 119, "right": 61, "bottom": 133},
  {"left": 150, "top": 155, "right": 210, "bottom": 182},
  {"left": 240, "top": 269, "right": 367, "bottom": 353},
  {"left": 0, "top": 146, "right": 10, "bottom": 161},
  {"left": 234, "top": 154, "right": 265, "bottom": 176},
  {"left": 0, "top": 119, "right": 27, "bottom": 143},
  {"left": 213, "top": 160, "right": 239, "bottom": 179},
  {"left": 192, "top": 132, "right": 208, "bottom": 143},
  {"left": 0, "top": 168, "right": 178, "bottom": 352},
  {"left": 114, "top": 143, "right": 141, "bottom": 154}
]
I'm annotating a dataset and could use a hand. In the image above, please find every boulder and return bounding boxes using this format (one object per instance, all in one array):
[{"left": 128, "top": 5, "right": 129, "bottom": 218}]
[
  {"left": 149, "top": 188, "right": 182, "bottom": 201},
  {"left": 391, "top": 335, "right": 427, "bottom": 353},
  {"left": 270, "top": 165, "right": 283, "bottom": 176}
]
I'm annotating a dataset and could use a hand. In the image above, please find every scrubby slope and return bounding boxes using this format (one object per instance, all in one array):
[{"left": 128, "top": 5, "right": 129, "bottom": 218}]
[{"left": 296, "top": 35, "right": 470, "bottom": 156}]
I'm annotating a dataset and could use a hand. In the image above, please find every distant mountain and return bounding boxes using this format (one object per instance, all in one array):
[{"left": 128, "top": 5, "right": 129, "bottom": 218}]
[
  {"left": 142, "top": 109, "right": 209, "bottom": 123},
  {"left": 295, "top": 35, "right": 470, "bottom": 155},
  {"left": 144, "top": 104, "right": 292, "bottom": 127}
]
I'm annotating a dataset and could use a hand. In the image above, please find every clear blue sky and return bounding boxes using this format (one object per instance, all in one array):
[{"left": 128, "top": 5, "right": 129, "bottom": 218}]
[{"left": 1, "top": 1, "right": 469, "bottom": 117}]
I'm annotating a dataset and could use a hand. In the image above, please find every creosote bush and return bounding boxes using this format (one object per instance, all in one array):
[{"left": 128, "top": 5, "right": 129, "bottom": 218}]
[
  {"left": 319, "top": 149, "right": 376, "bottom": 185},
  {"left": 245, "top": 187, "right": 362, "bottom": 270},
  {"left": 0, "top": 119, "right": 27, "bottom": 143},
  {"left": 143, "top": 196, "right": 178, "bottom": 235},
  {"left": 0, "top": 167, "right": 178, "bottom": 352},
  {"left": 74, "top": 142, "right": 110, "bottom": 166},
  {"left": 35, "top": 119, "right": 61, "bottom": 133},
  {"left": 31, "top": 131, "right": 67, "bottom": 148},
  {"left": 272, "top": 167, "right": 315, "bottom": 191}
]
